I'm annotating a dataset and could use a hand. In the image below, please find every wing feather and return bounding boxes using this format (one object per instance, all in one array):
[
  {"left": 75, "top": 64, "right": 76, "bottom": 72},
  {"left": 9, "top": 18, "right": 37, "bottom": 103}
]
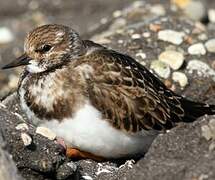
[{"left": 83, "top": 48, "right": 184, "bottom": 133}]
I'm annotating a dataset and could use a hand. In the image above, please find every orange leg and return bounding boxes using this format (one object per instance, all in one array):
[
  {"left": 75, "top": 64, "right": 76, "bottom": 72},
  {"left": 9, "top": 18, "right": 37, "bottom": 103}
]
[{"left": 66, "top": 147, "right": 105, "bottom": 161}]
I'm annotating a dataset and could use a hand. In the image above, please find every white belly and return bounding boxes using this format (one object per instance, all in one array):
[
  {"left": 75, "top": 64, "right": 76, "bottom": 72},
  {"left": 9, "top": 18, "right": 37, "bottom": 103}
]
[{"left": 41, "top": 102, "right": 158, "bottom": 158}]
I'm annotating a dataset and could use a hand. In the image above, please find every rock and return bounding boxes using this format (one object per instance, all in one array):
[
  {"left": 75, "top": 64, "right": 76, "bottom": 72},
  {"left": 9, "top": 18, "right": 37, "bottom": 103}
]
[
  {"left": 135, "top": 52, "right": 146, "bottom": 60},
  {"left": 186, "top": 60, "right": 215, "bottom": 80},
  {"left": 201, "top": 119, "right": 215, "bottom": 140},
  {"left": 158, "top": 30, "right": 185, "bottom": 45},
  {"left": 150, "top": 60, "right": 171, "bottom": 79},
  {"left": 36, "top": 126, "right": 57, "bottom": 141},
  {"left": 21, "top": 132, "right": 32, "bottom": 146},
  {"left": 205, "top": 39, "right": 215, "bottom": 53},
  {"left": 0, "top": 27, "right": 14, "bottom": 44},
  {"left": 208, "top": 9, "right": 215, "bottom": 23},
  {"left": 188, "top": 43, "right": 206, "bottom": 55},
  {"left": 0, "top": 131, "right": 23, "bottom": 180},
  {"left": 131, "top": 33, "right": 141, "bottom": 39},
  {"left": 15, "top": 123, "right": 29, "bottom": 131},
  {"left": 150, "top": 4, "right": 166, "bottom": 16},
  {"left": 184, "top": 1, "right": 206, "bottom": 21},
  {"left": 0, "top": 94, "right": 76, "bottom": 180},
  {"left": 56, "top": 162, "right": 78, "bottom": 180},
  {"left": 172, "top": 72, "right": 188, "bottom": 88},
  {"left": 159, "top": 50, "right": 184, "bottom": 70},
  {"left": 119, "top": 115, "right": 215, "bottom": 180}
]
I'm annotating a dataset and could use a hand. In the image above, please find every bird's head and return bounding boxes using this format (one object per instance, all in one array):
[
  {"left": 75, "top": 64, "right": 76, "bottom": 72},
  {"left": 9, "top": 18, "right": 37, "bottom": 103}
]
[{"left": 2, "top": 24, "right": 85, "bottom": 73}]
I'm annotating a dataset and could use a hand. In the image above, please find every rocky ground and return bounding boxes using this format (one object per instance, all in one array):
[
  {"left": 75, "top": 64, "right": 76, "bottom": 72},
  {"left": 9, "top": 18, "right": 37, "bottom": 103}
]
[{"left": 0, "top": 0, "right": 215, "bottom": 180}]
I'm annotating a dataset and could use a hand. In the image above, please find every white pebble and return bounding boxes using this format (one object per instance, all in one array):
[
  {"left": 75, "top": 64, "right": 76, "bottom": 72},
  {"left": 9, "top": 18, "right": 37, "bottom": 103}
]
[
  {"left": 184, "top": 1, "right": 206, "bottom": 21},
  {"left": 150, "top": 60, "right": 171, "bottom": 79},
  {"left": 0, "top": 103, "right": 6, "bottom": 109},
  {"left": 188, "top": 43, "right": 206, "bottom": 55},
  {"left": 150, "top": 4, "right": 166, "bottom": 16},
  {"left": 131, "top": 33, "right": 141, "bottom": 39},
  {"left": 142, "top": 32, "right": 151, "bottom": 38},
  {"left": 205, "top": 39, "right": 215, "bottom": 53},
  {"left": 21, "top": 133, "right": 32, "bottom": 146},
  {"left": 136, "top": 52, "right": 146, "bottom": 60},
  {"left": 158, "top": 30, "right": 185, "bottom": 45},
  {"left": 186, "top": 60, "right": 215, "bottom": 79},
  {"left": 172, "top": 72, "right": 188, "bottom": 88},
  {"left": 0, "top": 27, "right": 14, "bottom": 44},
  {"left": 201, "top": 119, "right": 215, "bottom": 141},
  {"left": 113, "top": 10, "right": 122, "bottom": 18},
  {"left": 159, "top": 50, "right": 184, "bottom": 70},
  {"left": 36, "top": 127, "right": 56, "bottom": 140},
  {"left": 208, "top": 9, "right": 215, "bottom": 23},
  {"left": 16, "top": 123, "right": 29, "bottom": 131}
]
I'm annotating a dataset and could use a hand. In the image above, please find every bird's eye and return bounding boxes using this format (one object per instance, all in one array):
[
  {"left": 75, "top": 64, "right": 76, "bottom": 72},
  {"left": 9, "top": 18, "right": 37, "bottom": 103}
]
[{"left": 36, "top": 45, "right": 52, "bottom": 53}]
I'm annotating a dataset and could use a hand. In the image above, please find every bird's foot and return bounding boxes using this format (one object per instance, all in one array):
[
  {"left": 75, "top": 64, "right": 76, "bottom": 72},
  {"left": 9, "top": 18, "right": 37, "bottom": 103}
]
[
  {"left": 55, "top": 137, "right": 104, "bottom": 161},
  {"left": 66, "top": 147, "right": 105, "bottom": 161}
]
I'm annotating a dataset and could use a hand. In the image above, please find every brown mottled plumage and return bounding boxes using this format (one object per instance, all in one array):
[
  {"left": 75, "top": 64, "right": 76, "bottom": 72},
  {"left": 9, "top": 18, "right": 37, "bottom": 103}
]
[{"left": 2, "top": 24, "right": 215, "bottom": 159}]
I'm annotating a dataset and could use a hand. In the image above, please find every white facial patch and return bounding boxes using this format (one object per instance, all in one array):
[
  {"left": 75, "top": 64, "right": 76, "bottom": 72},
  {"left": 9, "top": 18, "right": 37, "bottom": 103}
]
[{"left": 26, "top": 60, "right": 45, "bottom": 73}]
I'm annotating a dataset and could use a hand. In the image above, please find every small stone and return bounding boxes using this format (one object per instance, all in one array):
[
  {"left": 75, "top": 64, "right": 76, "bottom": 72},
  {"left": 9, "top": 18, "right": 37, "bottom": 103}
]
[
  {"left": 188, "top": 43, "right": 206, "bottom": 55},
  {"left": 110, "top": 18, "right": 126, "bottom": 30},
  {"left": 208, "top": 9, "right": 215, "bottom": 23},
  {"left": 150, "top": 60, "right": 171, "bottom": 79},
  {"left": 159, "top": 50, "right": 184, "bottom": 70},
  {"left": 82, "top": 175, "right": 93, "bottom": 180},
  {"left": 198, "top": 33, "right": 208, "bottom": 41},
  {"left": 0, "top": 27, "right": 14, "bottom": 44},
  {"left": 100, "top": 18, "right": 108, "bottom": 24},
  {"left": 16, "top": 123, "right": 29, "bottom": 131},
  {"left": 205, "top": 39, "right": 215, "bottom": 53},
  {"left": 0, "top": 103, "right": 6, "bottom": 109},
  {"left": 56, "top": 162, "right": 77, "bottom": 180},
  {"left": 149, "top": 24, "right": 161, "bottom": 32},
  {"left": 201, "top": 125, "right": 212, "bottom": 140},
  {"left": 131, "top": 33, "right": 141, "bottom": 39},
  {"left": 142, "top": 32, "right": 151, "bottom": 38},
  {"left": 201, "top": 119, "right": 215, "bottom": 141},
  {"left": 209, "top": 142, "right": 215, "bottom": 151},
  {"left": 136, "top": 52, "right": 146, "bottom": 60},
  {"left": 150, "top": 4, "right": 166, "bottom": 16},
  {"left": 209, "top": 119, "right": 215, "bottom": 136},
  {"left": 186, "top": 60, "right": 215, "bottom": 79},
  {"left": 21, "top": 133, "right": 32, "bottom": 146},
  {"left": 36, "top": 127, "right": 56, "bottom": 140},
  {"left": 113, "top": 10, "right": 122, "bottom": 18},
  {"left": 158, "top": 30, "right": 185, "bottom": 45},
  {"left": 172, "top": 72, "right": 188, "bottom": 88},
  {"left": 184, "top": 1, "right": 206, "bottom": 21}
]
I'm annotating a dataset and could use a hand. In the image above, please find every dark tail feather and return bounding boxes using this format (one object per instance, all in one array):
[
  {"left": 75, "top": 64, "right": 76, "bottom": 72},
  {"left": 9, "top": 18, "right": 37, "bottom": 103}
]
[{"left": 180, "top": 98, "right": 215, "bottom": 122}]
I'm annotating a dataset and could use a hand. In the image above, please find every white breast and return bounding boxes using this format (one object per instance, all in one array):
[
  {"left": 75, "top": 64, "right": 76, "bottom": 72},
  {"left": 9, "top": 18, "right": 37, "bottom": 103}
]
[{"left": 41, "top": 101, "right": 158, "bottom": 158}]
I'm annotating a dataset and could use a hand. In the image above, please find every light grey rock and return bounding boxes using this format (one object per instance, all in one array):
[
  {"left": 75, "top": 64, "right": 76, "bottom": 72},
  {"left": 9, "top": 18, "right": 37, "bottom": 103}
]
[
  {"left": 159, "top": 50, "right": 184, "bottom": 70},
  {"left": 188, "top": 43, "right": 206, "bottom": 55},
  {"left": 119, "top": 115, "right": 215, "bottom": 180},
  {"left": 0, "top": 27, "right": 14, "bottom": 44},
  {"left": 172, "top": 71, "right": 188, "bottom": 88},
  {"left": 158, "top": 30, "right": 185, "bottom": 45},
  {"left": 205, "top": 39, "right": 215, "bottom": 53},
  {"left": 150, "top": 60, "right": 171, "bottom": 79}
]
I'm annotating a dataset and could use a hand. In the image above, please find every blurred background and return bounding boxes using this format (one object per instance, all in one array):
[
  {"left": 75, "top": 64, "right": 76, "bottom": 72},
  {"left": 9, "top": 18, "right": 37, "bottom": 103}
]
[{"left": 0, "top": 0, "right": 215, "bottom": 98}]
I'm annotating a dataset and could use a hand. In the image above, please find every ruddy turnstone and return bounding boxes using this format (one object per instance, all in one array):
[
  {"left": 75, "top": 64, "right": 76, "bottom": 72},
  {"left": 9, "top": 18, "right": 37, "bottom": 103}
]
[{"left": 2, "top": 24, "right": 215, "bottom": 160}]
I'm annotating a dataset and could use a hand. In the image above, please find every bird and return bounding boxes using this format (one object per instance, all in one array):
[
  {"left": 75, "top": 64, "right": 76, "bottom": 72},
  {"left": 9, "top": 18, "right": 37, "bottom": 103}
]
[{"left": 2, "top": 24, "right": 215, "bottom": 160}]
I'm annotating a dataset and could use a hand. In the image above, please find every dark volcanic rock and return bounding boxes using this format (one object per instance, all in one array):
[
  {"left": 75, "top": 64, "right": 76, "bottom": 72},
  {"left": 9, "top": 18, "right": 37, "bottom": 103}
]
[
  {"left": 119, "top": 115, "right": 215, "bottom": 180},
  {"left": 0, "top": 127, "right": 23, "bottom": 180},
  {"left": 0, "top": 94, "right": 78, "bottom": 180}
]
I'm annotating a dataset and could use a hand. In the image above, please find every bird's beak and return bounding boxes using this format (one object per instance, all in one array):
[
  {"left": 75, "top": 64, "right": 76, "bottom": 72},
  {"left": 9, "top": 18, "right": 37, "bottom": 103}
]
[{"left": 2, "top": 53, "right": 32, "bottom": 69}]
